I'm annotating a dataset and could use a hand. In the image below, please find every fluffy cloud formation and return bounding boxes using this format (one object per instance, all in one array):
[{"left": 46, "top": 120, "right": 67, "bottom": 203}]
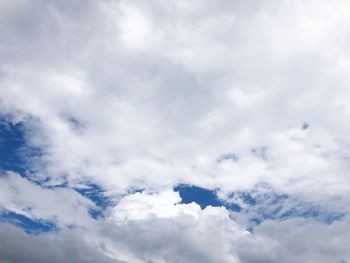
[
  {"left": 0, "top": 178, "right": 247, "bottom": 262},
  {"left": 103, "top": 191, "right": 245, "bottom": 263},
  {"left": 0, "top": 0, "right": 350, "bottom": 262},
  {"left": 1, "top": 0, "right": 350, "bottom": 195}
]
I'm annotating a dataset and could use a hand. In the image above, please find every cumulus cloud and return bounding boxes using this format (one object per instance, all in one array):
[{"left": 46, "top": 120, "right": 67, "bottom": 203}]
[
  {"left": 102, "top": 191, "right": 245, "bottom": 263},
  {"left": 0, "top": 0, "right": 350, "bottom": 262},
  {"left": 0, "top": 183, "right": 247, "bottom": 262}
]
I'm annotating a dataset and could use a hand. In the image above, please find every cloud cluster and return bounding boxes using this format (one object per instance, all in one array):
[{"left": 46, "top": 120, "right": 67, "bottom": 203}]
[
  {"left": 1, "top": 0, "right": 350, "bottom": 261},
  {"left": 1, "top": 0, "right": 350, "bottom": 195},
  {"left": 0, "top": 175, "right": 246, "bottom": 262}
]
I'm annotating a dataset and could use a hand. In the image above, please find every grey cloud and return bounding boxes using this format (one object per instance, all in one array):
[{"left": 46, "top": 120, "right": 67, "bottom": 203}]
[
  {"left": 0, "top": 223, "right": 125, "bottom": 263},
  {"left": 236, "top": 218, "right": 350, "bottom": 263}
]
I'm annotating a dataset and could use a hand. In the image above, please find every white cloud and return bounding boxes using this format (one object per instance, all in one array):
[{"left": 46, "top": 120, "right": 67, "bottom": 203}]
[
  {"left": 0, "top": 0, "right": 350, "bottom": 261},
  {"left": 1, "top": 0, "right": 349, "bottom": 197},
  {"left": 99, "top": 191, "right": 246, "bottom": 263},
  {"left": 0, "top": 172, "right": 95, "bottom": 227},
  {"left": 112, "top": 190, "right": 201, "bottom": 221}
]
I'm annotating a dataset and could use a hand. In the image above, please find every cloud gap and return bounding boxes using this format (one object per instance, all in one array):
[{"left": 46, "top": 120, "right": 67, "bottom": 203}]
[{"left": 0, "top": 210, "right": 58, "bottom": 235}]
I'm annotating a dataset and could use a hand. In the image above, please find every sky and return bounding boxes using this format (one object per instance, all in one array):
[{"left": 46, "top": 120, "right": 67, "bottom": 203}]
[{"left": 0, "top": 0, "right": 350, "bottom": 262}]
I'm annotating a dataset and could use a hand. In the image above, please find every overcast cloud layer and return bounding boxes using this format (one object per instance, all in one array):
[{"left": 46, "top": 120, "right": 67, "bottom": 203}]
[{"left": 0, "top": 0, "right": 350, "bottom": 262}]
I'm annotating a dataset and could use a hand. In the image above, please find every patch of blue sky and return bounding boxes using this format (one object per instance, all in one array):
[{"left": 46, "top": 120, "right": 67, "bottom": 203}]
[
  {"left": 74, "top": 183, "right": 114, "bottom": 219},
  {"left": 0, "top": 117, "right": 29, "bottom": 174},
  {"left": 174, "top": 184, "right": 344, "bottom": 228},
  {"left": 0, "top": 115, "right": 42, "bottom": 177},
  {"left": 174, "top": 184, "right": 241, "bottom": 211},
  {"left": 0, "top": 210, "right": 58, "bottom": 235}
]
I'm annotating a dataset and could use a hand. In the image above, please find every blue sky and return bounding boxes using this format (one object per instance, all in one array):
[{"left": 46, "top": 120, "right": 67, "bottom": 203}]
[
  {"left": 0, "top": 117, "right": 31, "bottom": 174},
  {"left": 0, "top": 0, "right": 350, "bottom": 262}
]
